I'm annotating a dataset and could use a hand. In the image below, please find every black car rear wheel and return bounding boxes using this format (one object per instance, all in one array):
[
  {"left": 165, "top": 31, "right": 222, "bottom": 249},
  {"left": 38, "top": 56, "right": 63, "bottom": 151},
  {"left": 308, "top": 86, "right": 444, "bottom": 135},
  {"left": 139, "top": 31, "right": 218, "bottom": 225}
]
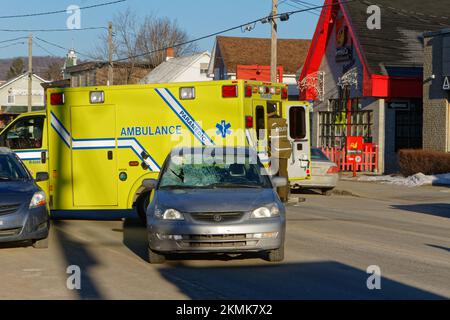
[{"left": 136, "top": 191, "right": 150, "bottom": 224}]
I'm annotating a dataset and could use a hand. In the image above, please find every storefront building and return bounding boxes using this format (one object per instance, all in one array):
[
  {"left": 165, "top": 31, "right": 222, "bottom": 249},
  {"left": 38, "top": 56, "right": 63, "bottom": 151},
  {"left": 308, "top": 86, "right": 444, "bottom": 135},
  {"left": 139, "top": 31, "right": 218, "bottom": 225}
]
[
  {"left": 423, "top": 29, "right": 450, "bottom": 152},
  {"left": 299, "top": 0, "right": 449, "bottom": 173}
]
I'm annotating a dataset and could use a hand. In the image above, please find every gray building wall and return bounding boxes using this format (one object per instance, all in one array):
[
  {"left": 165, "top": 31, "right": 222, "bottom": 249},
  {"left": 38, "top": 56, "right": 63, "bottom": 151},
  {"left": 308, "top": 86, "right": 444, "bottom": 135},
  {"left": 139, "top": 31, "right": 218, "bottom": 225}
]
[{"left": 423, "top": 31, "right": 450, "bottom": 152}]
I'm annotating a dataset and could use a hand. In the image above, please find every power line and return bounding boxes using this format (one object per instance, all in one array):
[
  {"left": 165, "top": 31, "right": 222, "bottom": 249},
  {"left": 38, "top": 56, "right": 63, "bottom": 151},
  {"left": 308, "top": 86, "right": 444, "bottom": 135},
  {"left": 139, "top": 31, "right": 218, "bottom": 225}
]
[
  {"left": 113, "top": 1, "right": 352, "bottom": 63},
  {"left": 35, "top": 37, "right": 97, "bottom": 60},
  {"left": 0, "top": 26, "right": 107, "bottom": 33},
  {"left": 33, "top": 40, "right": 59, "bottom": 57},
  {"left": 0, "top": 36, "right": 28, "bottom": 44},
  {"left": 285, "top": 1, "right": 320, "bottom": 16},
  {"left": 0, "top": 0, "right": 127, "bottom": 19},
  {"left": 0, "top": 41, "right": 25, "bottom": 49}
]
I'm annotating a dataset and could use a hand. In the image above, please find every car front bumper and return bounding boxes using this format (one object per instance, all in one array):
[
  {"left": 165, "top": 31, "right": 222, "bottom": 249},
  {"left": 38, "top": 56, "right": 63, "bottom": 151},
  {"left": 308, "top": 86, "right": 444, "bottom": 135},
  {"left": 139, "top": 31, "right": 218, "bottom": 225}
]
[
  {"left": 148, "top": 217, "right": 285, "bottom": 253},
  {"left": 0, "top": 205, "right": 49, "bottom": 243}
]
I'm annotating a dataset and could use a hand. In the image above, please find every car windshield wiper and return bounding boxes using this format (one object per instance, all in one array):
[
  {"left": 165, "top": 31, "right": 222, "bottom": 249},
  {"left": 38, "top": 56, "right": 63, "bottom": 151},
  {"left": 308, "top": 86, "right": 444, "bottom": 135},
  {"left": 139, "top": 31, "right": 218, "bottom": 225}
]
[
  {"left": 206, "top": 182, "right": 263, "bottom": 189},
  {"left": 159, "top": 185, "right": 205, "bottom": 190}
]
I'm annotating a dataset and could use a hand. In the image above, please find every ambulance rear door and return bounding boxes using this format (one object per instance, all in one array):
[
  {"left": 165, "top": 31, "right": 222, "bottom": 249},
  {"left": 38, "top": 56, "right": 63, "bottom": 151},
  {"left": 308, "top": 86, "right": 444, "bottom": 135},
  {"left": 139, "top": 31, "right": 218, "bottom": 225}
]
[
  {"left": 71, "top": 104, "right": 118, "bottom": 207},
  {"left": 285, "top": 103, "right": 310, "bottom": 181}
]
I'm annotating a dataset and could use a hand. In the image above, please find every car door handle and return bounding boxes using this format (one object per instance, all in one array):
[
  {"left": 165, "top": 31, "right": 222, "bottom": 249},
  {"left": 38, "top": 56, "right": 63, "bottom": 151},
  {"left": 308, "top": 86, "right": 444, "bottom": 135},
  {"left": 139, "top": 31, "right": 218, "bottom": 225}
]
[{"left": 107, "top": 151, "right": 113, "bottom": 160}]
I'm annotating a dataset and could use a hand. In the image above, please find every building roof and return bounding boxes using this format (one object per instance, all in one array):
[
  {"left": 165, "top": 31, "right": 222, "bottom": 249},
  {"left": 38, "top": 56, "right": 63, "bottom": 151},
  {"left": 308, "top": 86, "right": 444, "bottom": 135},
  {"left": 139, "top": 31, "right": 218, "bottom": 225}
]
[
  {"left": 65, "top": 61, "right": 151, "bottom": 73},
  {"left": 212, "top": 36, "right": 311, "bottom": 74},
  {"left": 140, "top": 52, "right": 210, "bottom": 84},
  {"left": 0, "top": 73, "right": 48, "bottom": 90},
  {"left": 344, "top": 0, "right": 450, "bottom": 75}
]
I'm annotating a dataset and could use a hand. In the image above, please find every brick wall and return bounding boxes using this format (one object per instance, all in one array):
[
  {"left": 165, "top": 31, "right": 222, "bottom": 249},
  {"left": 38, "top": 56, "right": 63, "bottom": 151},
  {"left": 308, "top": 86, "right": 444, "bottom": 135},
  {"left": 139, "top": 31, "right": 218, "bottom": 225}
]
[{"left": 423, "top": 34, "right": 450, "bottom": 152}]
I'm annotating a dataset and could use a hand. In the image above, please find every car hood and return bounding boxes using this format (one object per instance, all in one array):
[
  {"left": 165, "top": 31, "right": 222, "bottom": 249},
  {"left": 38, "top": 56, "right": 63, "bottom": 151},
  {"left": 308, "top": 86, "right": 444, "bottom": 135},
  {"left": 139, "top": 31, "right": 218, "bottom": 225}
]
[
  {"left": 155, "top": 188, "right": 277, "bottom": 213},
  {"left": 0, "top": 181, "right": 37, "bottom": 204}
]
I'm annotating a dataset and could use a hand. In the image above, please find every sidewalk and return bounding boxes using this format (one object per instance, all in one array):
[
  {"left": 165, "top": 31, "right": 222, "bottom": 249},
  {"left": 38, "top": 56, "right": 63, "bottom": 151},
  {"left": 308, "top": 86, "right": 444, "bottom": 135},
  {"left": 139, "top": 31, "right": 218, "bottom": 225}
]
[{"left": 335, "top": 178, "right": 450, "bottom": 203}]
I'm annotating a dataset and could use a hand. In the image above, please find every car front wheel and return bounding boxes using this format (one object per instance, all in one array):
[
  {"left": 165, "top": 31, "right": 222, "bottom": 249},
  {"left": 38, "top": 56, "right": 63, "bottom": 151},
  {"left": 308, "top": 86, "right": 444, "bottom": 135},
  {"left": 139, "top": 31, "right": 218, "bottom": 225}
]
[
  {"left": 148, "top": 248, "right": 166, "bottom": 264},
  {"left": 265, "top": 245, "right": 284, "bottom": 262},
  {"left": 32, "top": 237, "right": 48, "bottom": 249}
]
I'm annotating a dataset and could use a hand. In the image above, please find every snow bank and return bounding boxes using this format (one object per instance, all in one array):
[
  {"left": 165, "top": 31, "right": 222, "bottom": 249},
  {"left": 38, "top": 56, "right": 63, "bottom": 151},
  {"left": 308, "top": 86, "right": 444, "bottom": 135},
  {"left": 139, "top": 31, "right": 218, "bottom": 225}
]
[{"left": 358, "top": 173, "right": 450, "bottom": 187}]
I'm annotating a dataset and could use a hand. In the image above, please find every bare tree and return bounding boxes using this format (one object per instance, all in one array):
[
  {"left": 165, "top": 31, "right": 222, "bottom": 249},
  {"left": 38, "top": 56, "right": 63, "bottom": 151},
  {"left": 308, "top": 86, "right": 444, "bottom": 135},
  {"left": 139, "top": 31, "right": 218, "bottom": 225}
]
[
  {"left": 43, "top": 61, "right": 64, "bottom": 81},
  {"left": 94, "top": 8, "right": 198, "bottom": 83},
  {"left": 136, "top": 15, "right": 198, "bottom": 67}
]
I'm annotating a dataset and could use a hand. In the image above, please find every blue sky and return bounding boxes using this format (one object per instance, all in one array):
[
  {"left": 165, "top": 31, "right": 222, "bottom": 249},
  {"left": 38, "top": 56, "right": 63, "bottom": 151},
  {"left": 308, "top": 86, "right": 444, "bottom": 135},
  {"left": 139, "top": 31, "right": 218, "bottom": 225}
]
[{"left": 0, "top": 0, "right": 322, "bottom": 59}]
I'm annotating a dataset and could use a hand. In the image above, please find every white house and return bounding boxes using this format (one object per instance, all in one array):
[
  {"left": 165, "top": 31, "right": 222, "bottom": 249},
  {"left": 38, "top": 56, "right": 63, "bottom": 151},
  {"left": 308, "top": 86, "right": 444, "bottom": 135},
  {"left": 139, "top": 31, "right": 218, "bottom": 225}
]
[
  {"left": 0, "top": 73, "right": 48, "bottom": 114},
  {"left": 140, "top": 51, "right": 211, "bottom": 84}
]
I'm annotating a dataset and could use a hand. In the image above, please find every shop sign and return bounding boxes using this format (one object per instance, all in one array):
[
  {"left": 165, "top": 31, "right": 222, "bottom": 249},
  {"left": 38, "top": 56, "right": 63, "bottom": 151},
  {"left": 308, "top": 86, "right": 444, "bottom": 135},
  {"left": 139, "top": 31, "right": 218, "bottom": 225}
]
[
  {"left": 443, "top": 76, "right": 450, "bottom": 91},
  {"left": 335, "top": 17, "right": 353, "bottom": 62}
]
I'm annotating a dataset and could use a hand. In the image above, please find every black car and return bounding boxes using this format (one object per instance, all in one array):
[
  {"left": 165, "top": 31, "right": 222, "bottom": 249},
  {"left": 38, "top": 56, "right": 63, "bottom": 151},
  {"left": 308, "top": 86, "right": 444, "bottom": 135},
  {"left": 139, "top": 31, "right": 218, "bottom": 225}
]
[{"left": 0, "top": 147, "right": 49, "bottom": 248}]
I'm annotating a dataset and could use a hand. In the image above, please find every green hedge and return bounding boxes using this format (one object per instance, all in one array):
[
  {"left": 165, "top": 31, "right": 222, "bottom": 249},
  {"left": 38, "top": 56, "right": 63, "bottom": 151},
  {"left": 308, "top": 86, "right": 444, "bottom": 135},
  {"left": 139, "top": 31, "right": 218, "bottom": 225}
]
[{"left": 398, "top": 149, "right": 450, "bottom": 176}]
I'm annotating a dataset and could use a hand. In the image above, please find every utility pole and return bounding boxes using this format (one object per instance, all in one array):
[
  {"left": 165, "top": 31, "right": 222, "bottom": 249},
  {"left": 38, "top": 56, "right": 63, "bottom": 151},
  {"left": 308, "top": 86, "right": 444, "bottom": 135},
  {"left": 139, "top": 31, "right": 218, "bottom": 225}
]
[
  {"left": 270, "top": 0, "right": 278, "bottom": 83},
  {"left": 108, "top": 21, "right": 113, "bottom": 86},
  {"left": 28, "top": 33, "right": 32, "bottom": 112}
]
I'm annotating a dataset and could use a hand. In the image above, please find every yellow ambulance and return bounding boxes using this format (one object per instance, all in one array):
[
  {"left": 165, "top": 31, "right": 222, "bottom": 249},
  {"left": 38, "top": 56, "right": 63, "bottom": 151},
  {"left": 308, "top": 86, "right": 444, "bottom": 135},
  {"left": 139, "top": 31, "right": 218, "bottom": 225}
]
[{"left": 0, "top": 80, "right": 310, "bottom": 219}]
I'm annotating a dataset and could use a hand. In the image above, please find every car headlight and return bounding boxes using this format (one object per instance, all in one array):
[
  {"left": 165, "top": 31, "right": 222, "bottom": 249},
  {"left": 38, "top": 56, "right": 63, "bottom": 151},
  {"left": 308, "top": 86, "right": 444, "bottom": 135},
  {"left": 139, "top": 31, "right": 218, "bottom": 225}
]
[
  {"left": 29, "top": 191, "right": 46, "bottom": 209},
  {"left": 251, "top": 204, "right": 280, "bottom": 219},
  {"left": 154, "top": 207, "right": 184, "bottom": 220}
]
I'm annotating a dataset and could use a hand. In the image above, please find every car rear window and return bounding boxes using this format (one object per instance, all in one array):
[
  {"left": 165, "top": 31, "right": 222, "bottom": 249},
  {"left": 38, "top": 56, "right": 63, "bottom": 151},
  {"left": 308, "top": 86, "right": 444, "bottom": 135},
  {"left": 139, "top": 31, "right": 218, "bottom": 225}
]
[{"left": 311, "top": 148, "right": 330, "bottom": 161}]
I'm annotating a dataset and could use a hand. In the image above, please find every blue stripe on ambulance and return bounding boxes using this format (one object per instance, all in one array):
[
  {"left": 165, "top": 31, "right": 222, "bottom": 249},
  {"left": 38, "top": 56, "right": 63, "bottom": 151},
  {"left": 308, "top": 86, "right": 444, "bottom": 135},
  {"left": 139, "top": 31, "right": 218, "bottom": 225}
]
[
  {"left": 50, "top": 112, "right": 71, "bottom": 148},
  {"left": 15, "top": 150, "right": 47, "bottom": 161},
  {"left": 50, "top": 113, "right": 160, "bottom": 172},
  {"left": 154, "top": 88, "right": 215, "bottom": 146}
]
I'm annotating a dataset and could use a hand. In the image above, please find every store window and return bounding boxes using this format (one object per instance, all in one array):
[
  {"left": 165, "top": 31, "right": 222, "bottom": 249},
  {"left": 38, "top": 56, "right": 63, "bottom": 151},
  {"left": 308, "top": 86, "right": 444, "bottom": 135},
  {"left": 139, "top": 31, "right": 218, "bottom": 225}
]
[
  {"left": 319, "top": 98, "right": 373, "bottom": 148},
  {"left": 395, "top": 100, "right": 422, "bottom": 151}
]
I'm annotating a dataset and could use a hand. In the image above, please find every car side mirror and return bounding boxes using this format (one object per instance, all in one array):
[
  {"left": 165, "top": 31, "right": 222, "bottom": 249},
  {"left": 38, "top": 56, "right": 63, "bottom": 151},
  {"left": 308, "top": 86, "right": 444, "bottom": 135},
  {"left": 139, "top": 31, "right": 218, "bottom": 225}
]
[
  {"left": 36, "top": 172, "right": 49, "bottom": 182},
  {"left": 142, "top": 178, "right": 157, "bottom": 189},
  {"left": 272, "top": 176, "right": 287, "bottom": 188}
]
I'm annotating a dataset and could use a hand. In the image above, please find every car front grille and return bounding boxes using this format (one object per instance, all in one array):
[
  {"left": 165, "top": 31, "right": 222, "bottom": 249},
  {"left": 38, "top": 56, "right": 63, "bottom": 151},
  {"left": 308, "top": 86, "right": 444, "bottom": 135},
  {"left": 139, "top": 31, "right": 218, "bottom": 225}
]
[
  {"left": 0, "top": 227, "right": 22, "bottom": 237},
  {"left": 180, "top": 234, "right": 257, "bottom": 248},
  {"left": 185, "top": 234, "right": 247, "bottom": 240},
  {"left": 0, "top": 204, "right": 21, "bottom": 216},
  {"left": 190, "top": 212, "right": 244, "bottom": 223}
]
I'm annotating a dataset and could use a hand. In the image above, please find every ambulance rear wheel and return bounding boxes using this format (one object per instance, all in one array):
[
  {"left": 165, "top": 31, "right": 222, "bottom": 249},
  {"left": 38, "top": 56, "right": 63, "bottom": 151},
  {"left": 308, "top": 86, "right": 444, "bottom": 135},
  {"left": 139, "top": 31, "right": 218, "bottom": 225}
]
[{"left": 136, "top": 192, "right": 150, "bottom": 224}]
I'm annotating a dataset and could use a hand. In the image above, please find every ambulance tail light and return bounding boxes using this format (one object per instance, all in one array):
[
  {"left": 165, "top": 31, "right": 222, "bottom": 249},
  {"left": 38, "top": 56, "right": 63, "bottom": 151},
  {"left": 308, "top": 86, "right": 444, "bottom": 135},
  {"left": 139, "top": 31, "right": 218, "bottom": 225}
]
[
  {"left": 245, "top": 85, "right": 252, "bottom": 97},
  {"left": 50, "top": 93, "right": 64, "bottom": 105},
  {"left": 281, "top": 87, "right": 288, "bottom": 100},
  {"left": 180, "top": 87, "right": 195, "bottom": 100},
  {"left": 245, "top": 116, "right": 253, "bottom": 128},
  {"left": 90, "top": 91, "right": 105, "bottom": 104},
  {"left": 222, "top": 85, "right": 238, "bottom": 98}
]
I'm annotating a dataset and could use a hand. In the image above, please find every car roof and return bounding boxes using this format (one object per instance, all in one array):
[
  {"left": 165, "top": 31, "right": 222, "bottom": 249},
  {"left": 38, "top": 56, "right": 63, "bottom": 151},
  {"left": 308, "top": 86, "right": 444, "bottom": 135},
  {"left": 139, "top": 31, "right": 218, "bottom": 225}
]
[{"left": 0, "top": 147, "right": 13, "bottom": 155}]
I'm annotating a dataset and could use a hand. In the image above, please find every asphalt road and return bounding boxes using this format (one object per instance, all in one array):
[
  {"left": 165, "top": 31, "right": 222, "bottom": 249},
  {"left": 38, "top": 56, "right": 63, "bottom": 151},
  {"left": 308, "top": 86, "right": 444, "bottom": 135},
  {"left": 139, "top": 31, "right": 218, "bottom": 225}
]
[{"left": 1, "top": 181, "right": 449, "bottom": 300}]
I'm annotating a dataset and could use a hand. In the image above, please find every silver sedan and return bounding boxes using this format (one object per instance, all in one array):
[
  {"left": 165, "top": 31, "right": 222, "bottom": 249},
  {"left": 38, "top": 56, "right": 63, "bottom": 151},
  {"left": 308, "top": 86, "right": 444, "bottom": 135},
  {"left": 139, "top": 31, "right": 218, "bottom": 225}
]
[
  {"left": 145, "top": 147, "right": 287, "bottom": 264},
  {"left": 294, "top": 147, "right": 339, "bottom": 196}
]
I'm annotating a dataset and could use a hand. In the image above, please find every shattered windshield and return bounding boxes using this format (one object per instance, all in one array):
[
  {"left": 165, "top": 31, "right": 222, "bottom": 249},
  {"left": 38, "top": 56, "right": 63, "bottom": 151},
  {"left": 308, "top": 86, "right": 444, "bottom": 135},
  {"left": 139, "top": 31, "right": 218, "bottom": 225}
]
[{"left": 159, "top": 154, "right": 271, "bottom": 189}]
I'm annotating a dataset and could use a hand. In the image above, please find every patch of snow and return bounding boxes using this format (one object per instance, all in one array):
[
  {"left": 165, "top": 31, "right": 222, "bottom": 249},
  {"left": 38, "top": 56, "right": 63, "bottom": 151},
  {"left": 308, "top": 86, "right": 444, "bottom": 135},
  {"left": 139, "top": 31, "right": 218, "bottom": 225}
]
[{"left": 358, "top": 173, "right": 450, "bottom": 187}]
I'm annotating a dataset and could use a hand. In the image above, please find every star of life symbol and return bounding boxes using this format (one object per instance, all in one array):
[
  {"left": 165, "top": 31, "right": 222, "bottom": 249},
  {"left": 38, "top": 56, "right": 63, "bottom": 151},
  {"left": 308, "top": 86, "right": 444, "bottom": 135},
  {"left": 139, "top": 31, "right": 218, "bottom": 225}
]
[{"left": 216, "top": 120, "right": 232, "bottom": 138}]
